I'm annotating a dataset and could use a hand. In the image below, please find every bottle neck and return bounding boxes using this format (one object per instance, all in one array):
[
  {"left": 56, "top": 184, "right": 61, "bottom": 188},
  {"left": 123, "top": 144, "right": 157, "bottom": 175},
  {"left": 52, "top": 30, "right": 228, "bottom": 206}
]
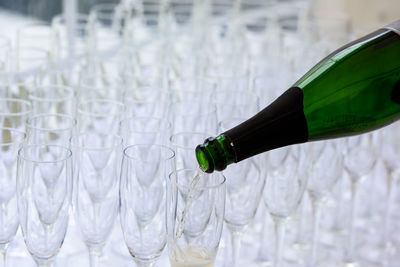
[
  {"left": 195, "top": 135, "right": 236, "bottom": 173},
  {"left": 196, "top": 87, "right": 308, "bottom": 173}
]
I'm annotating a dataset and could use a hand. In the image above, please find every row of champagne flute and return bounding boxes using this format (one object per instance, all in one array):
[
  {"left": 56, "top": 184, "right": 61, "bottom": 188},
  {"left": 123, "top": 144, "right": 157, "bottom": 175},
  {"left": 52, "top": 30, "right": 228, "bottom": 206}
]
[
  {"left": 0, "top": 116, "right": 228, "bottom": 267},
  {"left": 3, "top": 121, "right": 400, "bottom": 267}
]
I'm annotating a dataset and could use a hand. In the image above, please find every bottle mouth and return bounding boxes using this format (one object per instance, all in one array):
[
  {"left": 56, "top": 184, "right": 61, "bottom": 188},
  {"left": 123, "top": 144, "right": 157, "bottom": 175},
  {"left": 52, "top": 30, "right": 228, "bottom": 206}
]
[{"left": 195, "top": 145, "right": 214, "bottom": 173}]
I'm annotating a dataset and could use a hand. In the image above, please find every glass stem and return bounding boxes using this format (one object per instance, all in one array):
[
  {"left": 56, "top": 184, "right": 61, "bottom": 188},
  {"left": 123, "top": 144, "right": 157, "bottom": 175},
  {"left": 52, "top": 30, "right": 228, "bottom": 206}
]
[
  {"left": 136, "top": 261, "right": 155, "bottom": 267},
  {"left": 334, "top": 174, "right": 345, "bottom": 231},
  {"left": 272, "top": 216, "right": 286, "bottom": 267},
  {"left": 35, "top": 259, "right": 54, "bottom": 267},
  {"left": 382, "top": 170, "right": 397, "bottom": 264},
  {"left": 0, "top": 247, "right": 6, "bottom": 267},
  {"left": 345, "top": 180, "right": 358, "bottom": 263},
  {"left": 88, "top": 246, "right": 102, "bottom": 267},
  {"left": 230, "top": 230, "right": 242, "bottom": 267},
  {"left": 294, "top": 198, "right": 306, "bottom": 246},
  {"left": 257, "top": 208, "right": 271, "bottom": 261},
  {"left": 310, "top": 199, "right": 322, "bottom": 267}
]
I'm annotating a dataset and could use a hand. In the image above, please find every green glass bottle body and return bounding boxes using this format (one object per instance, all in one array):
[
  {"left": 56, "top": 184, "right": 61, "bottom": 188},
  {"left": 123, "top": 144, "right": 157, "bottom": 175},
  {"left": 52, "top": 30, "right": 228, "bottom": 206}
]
[{"left": 196, "top": 21, "right": 400, "bottom": 173}]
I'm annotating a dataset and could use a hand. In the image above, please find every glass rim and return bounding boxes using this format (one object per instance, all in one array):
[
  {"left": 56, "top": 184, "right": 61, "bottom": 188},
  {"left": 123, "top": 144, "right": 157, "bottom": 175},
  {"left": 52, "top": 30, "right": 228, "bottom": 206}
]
[
  {"left": 52, "top": 13, "right": 90, "bottom": 25},
  {"left": 77, "top": 98, "right": 126, "bottom": 117},
  {"left": 169, "top": 131, "right": 212, "bottom": 150},
  {"left": 120, "top": 116, "right": 172, "bottom": 133},
  {"left": 90, "top": 3, "right": 121, "bottom": 20},
  {"left": 0, "top": 98, "right": 32, "bottom": 116},
  {"left": 70, "top": 133, "right": 123, "bottom": 151},
  {"left": 169, "top": 168, "right": 226, "bottom": 190},
  {"left": 169, "top": 77, "right": 217, "bottom": 87},
  {"left": 218, "top": 117, "right": 246, "bottom": 130},
  {"left": 204, "top": 69, "right": 250, "bottom": 80},
  {"left": 169, "top": 101, "right": 217, "bottom": 115},
  {"left": 213, "top": 89, "right": 260, "bottom": 105},
  {"left": 29, "top": 85, "right": 75, "bottom": 102},
  {"left": 123, "top": 87, "right": 168, "bottom": 101},
  {"left": 0, "top": 127, "right": 26, "bottom": 146},
  {"left": 123, "top": 144, "right": 175, "bottom": 161},
  {"left": 26, "top": 113, "right": 77, "bottom": 132},
  {"left": 18, "top": 144, "right": 72, "bottom": 163},
  {"left": 17, "top": 46, "right": 49, "bottom": 61},
  {"left": 18, "top": 22, "right": 53, "bottom": 37}
]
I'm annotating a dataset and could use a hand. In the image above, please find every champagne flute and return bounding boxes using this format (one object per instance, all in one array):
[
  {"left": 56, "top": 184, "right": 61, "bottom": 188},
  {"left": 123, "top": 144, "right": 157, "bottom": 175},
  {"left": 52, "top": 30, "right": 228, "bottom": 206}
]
[
  {"left": 219, "top": 117, "right": 265, "bottom": 267},
  {"left": 119, "top": 116, "right": 171, "bottom": 147},
  {"left": 0, "top": 98, "right": 31, "bottom": 132},
  {"left": 70, "top": 133, "right": 122, "bottom": 267},
  {"left": 342, "top": 134, "right": 376, "bottom": 265},
  {"left": 305, "top": 140, "right": 343, "bottom": 266},
  {"left": 167, "top": 168, "right": 226, "bottom": 267},
  {"left": 0, "top": 128, "right": 25, "bottom": 267},
  {"left": 263, "top": 146, "right": 307, "bottom": 267},
  {"left": 120, "top": 144, "right": 175, "bottom": 267},
  {"left": 17, "top": 144, "right": 73, "bottom": 267},
  {"left": 25, "top": 113, "right": 76, "bottom": 147}
]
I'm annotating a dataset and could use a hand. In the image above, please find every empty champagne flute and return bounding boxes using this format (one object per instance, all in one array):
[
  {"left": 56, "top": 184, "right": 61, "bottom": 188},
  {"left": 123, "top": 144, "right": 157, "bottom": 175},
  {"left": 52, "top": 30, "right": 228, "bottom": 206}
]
[
  {"left": 167, "top": 168, "right": 226, "bottom": 267},
  {"left": 0, "top": 36, "right": 10, "bottom": 71},
  {"left": 360, "top": 125, "right": 400, "bottom": 265},
  {"left": 342, "top": 135, "right": 376, "bottom": 265},
  {"left": 0, "top": 98, "right": 31, "bottom": 132},
  {"left": 119, "top": 116, "right": 171, "bottom": 147},
  {"left": 17, "top": 144, "right": 73, "bottom": 267},
  {"left": 169, "top": 101, "right": 217, "bottom": 134},
  {"left": 16, "top": 23, "right": 60, "bottom": 61},
  {"left": 257, "top": 146, "right": 290, "bottom": 264},
  {"left": 120, "top": 144, "right": 175, "bottom": 267},
  {"left": 0, "top": 128, "right": 25, "bottom": 266},
  {"left": 219, "top": 118, "right": 265, "bottom": 267},
  {"left": 28, "top": 85, "right": 75, "bottom": 116},
  {"left": 71, "top": 133, "right": 122, "bottom": 267},
  {"left": 305, "top": 140, "right": 343, "bottom": 266},
  {"left": 26, "top": 113, "right": 76, "bottom": 147},
  {"left": 123, "top": 86, "right": 169, "bottom": 118},
  {"left": 77, "top": 99, "right": 125, "bottom": 134},
  {"left": 263, "top": 146, "right": 306, "bottom": 267}
]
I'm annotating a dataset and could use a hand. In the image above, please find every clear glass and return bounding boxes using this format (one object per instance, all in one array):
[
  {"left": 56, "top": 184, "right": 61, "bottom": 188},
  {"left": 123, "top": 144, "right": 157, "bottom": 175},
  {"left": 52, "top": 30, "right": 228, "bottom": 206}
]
[
  {"left": 119, "top": 116, "right": 171, "bottom": 147},
  {"left": 71, "top": 133, "right": 122, "bottom": 267},
  {"left": 305, "top": 140, "right": 343, "bottom": 266},
  {"left": 28, "top": 85, "right": 75, "bottom": 116},
  {"left": 13, "top": 47, "right": 50, "bottom": 91},
  {"left": 167, "top": 168, "right": 226, "bottom": 267},
  {"left": 77, "top": 99, "right": 125, "bottom": 134},
  {"left": 88, "top": 3, "right": 122, "bottom": 57},
  {"left": 17, "top": 144, "right": 72, "bottom": 267},
  {"left": 16, "top": 23, "right": 59, "bottom": 60},
  {"left": 219, "top": 117, "right": 265, "bottom": 267},
  {"left": 170, "top": 132, "right": 212, "bottom": 170},
  {"left": 263, "top": 146, "right": 306, "bottom": 267},
  {"left": 0, "top": 36, "right": 11, "bottom": 72},
  {"left": 214, "top": 90, "right": 260, "bottom": 123},
  {"left": 120, "top": 144, "right": 175, "bottom": 267},
  {"left": 0, "top": 128, "right": 25, "bottom": 267},
  {"left": 169, "top": 101, "right": 217, "bottom": 134},
  {"left": 51, "top": 13, "right": 90, "bottom": 60},
  {"left": 0, "top": 98, "right": 31, "bottom": 132},
  {"left": 343, "top": 134, "right": 376, "bottom": 265},
  {"left": 26, "top": 113, "right": 76, "bottom": 147}
]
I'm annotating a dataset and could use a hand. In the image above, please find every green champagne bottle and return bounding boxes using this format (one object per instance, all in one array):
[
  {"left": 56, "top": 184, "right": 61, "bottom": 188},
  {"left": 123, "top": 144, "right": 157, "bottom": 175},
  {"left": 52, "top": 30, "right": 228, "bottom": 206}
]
[{"left": 196, "top": 20, "right": 400, "bottom": 173}]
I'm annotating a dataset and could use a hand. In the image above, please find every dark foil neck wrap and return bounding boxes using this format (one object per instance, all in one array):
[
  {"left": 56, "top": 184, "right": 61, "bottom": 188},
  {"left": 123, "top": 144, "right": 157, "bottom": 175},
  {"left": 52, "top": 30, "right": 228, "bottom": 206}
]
[{"left": 223, "top": 87, "right": 309, "bottom": 162}]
